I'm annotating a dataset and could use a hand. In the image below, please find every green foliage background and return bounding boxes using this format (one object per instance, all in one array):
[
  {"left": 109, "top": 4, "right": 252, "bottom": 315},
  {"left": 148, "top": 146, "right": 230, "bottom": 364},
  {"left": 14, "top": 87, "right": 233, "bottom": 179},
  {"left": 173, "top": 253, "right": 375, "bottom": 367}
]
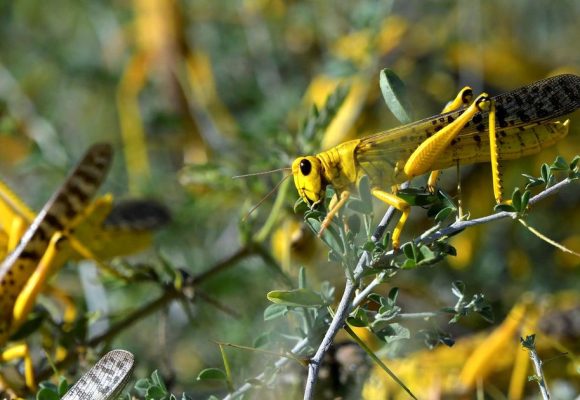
[{"left": 0, "top": 0, "right": 578, "bottom": 398}]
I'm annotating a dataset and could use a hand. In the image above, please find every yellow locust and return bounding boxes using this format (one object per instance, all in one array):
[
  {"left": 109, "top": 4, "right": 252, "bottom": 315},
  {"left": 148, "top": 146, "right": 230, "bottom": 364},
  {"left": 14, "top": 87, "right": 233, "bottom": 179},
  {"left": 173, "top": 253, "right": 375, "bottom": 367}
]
[
  {"left": 0, "top": 143, "right": 113, "bottom": 390},
  {"left": 0, "top": 143, "right": 170, "bottom": 392},
  {"left": 292, "top": 74, "right": 580, "bottom": 248}
]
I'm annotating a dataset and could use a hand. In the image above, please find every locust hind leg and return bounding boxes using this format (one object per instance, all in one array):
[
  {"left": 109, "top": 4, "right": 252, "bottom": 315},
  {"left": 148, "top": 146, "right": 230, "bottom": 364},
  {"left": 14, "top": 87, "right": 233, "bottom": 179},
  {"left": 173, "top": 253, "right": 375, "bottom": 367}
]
[
  {"left": 426, "top": 86, "right": 474, "bottom": 192},
  {"left": 486, "top": 100, "right": 505, "bottom": 204},
  {"left": 404, "top": 92, "right": 489, "bottom": 179},
  {"left": 388, "top": 90, "right": 489, "bottom": 249}
]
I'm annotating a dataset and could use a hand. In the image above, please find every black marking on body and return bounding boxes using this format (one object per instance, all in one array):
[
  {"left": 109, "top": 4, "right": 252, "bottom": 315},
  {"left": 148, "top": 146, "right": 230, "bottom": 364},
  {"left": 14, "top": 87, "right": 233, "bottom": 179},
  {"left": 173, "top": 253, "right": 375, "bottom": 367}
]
[
  {"left": 44, "top": 213, "right": 65, "bottom": 232},
  {"left": 516, "top": 110, "right": 531, "bottom": 123},
  {"left": 19, "top": 250, "right": 40, "bottom": 260}
]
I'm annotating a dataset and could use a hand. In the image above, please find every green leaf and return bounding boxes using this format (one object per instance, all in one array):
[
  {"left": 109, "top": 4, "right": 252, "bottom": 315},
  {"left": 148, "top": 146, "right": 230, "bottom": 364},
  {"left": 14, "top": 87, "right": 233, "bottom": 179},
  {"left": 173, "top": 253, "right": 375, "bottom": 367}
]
[
  {"left": 400, "top": 259, "right": 416, "bottom": 269},
  {"left": 305, "top": 218, "right": 343, "bottom": 254},
  {"left": 439, "top": 190, "right": 457, "bottom": 208},
  {"left": 267, "top": 288, "right": 324, "bottom": 307},
  {"left": 354, "top": 306, "right": 369, "bottom": 325},
  {"left": 434, "top": 207, "right": 454, "bottom": 223},
  {"left": 294, "top": 198, "right": 309, "bottom": 214},
  {"left": 263, "top": 303, "right": 288, "bottom": 320},
  {"left": 522, "top": 173, "right": 544, "bottom": 190},
  {"left": 151, "top": 370, "right": 167, "bottom": 392},
  {"left": 375, "top": 323, "right": 410, "bottom": 343},
  {"left": 550, "top": 155, "right": 568, "bottom": 171},
  {"left": 520, "top": 190, "right": 531, "bottom": 211},
  {"left": 387, "top": 287, "right": 399, "bottom": 304},
  {"left": 540, "top": 163, "right": 553, "bottom": 187},
  {"left": 402, "top": 242, "right": 416, "bottom": 260},
  {"left": 520, "top": 334, "right": 536, "bottom": 350},
  {"left": 417, "top": 245, "right": 435, "bottom": 264},
  {"left": 134, "top": 378, "right": 151, "bottom": 392},
  {"left": 367, "top": 293, "right": 383, "bottom": 305},
  {"left": 197, "top": 368, "right": 227, "bottom": 381},
  {"left": 397, "top": 189, "right": 437, "bottom": 206},
  {"left": 494, "top": 203, "right": 516, "bottom": 213},
  {"left": 362, "top": 240, "right": 376, "bottom": 252},
  {"left": 36, "top": 388, "right": 60, "bottom": 400},
  {"left": 146, "top": 385, "right": 167, "bottom": 400},
  {"left": 57, "top": 376, "right": 69, "bottom": 397},
  {"left": 347, "top": 316, "right": 368, "bottom": 327},
  {"left": 379, "top": 69, "right": 413, "bottom": 124},
  {"left": 570, "top": 155, "right": 580, "bottom": 170},
  {"left": 511, "top": 187, "right": 522, "bottom": 212}
]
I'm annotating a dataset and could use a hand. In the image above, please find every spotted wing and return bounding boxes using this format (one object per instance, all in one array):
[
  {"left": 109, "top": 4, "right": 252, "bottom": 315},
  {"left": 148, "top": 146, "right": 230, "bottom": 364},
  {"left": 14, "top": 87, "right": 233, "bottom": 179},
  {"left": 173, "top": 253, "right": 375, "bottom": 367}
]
[
  {"left": 61, "top": 349, "right": 134, "bottom": 400},
  {"left": 355, "top": 74, "right": 580, "bottom": 181}
]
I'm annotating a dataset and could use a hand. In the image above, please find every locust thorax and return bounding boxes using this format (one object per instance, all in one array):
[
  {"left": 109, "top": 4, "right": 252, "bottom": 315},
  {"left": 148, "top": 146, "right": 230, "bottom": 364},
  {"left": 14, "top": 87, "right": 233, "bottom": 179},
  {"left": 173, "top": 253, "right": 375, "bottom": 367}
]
[{"left": 292, "top": 156, "right": 325, "bottom": 206}]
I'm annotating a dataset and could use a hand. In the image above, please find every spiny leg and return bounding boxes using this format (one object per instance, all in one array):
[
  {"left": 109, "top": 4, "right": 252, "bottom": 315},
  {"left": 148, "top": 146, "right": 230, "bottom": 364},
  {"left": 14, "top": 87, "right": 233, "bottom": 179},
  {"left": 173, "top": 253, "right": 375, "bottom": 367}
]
[{"left": 487, "top": 101, "right": 504, "bottom": 203}]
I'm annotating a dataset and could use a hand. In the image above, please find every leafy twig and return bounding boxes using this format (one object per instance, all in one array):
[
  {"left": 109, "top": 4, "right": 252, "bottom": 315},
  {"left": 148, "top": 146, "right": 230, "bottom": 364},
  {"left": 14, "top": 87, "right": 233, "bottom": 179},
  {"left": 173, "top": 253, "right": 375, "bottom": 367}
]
[{"left": 521, "top": 335, "right": 550, "bottom": 400}]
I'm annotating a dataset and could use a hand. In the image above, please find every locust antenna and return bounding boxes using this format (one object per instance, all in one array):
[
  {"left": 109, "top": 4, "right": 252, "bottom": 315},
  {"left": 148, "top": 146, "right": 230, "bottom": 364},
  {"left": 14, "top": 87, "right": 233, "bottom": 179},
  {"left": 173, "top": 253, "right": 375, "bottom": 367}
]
[
  {"left": 241, "top": 173, "right": 292, "bottom": 221},
  {"left": 232, "top": 167, "right": 292, "bottom": 179}
]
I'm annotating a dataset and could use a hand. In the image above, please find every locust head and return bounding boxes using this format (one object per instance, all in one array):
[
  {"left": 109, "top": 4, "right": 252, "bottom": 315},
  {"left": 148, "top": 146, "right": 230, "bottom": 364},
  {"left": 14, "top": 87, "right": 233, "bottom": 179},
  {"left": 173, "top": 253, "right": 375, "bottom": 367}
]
[{"left": 292, "top": 156, "right": 325, "bottom": 207}]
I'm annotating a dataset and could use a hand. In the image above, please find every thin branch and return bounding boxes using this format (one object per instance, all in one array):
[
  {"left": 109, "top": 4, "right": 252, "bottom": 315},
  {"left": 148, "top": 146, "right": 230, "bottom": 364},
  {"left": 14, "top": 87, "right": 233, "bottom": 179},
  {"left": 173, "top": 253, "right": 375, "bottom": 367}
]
[
  {"left": 303, "top": 278, "right": 356, "bottom": 399},
  {"left": 36, "top": 245, "right": 259, "bottom": 382},
  {"left": 376, "top": 177, "right": 576, "bottom": 265},
  {"left": 521, "top": 335, "right": 551, "bottom": 400},
  {"left": 221, "top": 177, "right": 576, "bottom": 400}
]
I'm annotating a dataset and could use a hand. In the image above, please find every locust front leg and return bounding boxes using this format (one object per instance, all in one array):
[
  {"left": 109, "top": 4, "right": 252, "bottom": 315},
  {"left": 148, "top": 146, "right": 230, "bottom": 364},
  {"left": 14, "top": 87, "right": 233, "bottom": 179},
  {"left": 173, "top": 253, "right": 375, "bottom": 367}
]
[
  {"left": 318, "top": 191, "right": 350, "bottom": 237},
  {"left": 371, "top": 189, "right": 410, "bottom": 250}
]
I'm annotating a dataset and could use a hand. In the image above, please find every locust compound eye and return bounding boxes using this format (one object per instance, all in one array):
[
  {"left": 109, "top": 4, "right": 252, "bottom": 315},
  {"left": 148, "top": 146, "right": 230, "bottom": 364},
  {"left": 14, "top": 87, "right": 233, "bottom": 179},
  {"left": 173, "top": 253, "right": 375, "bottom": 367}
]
[{"left": 299, "top": 159, "right": 312, "bottom": 176}]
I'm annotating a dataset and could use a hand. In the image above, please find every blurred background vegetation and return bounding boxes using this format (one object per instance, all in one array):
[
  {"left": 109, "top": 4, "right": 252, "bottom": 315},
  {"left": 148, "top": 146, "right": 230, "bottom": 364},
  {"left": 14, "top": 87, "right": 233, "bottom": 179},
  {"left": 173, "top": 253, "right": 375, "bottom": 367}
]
[{"left": 0, "top": 0, "right": 578, "bottom": 398}]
